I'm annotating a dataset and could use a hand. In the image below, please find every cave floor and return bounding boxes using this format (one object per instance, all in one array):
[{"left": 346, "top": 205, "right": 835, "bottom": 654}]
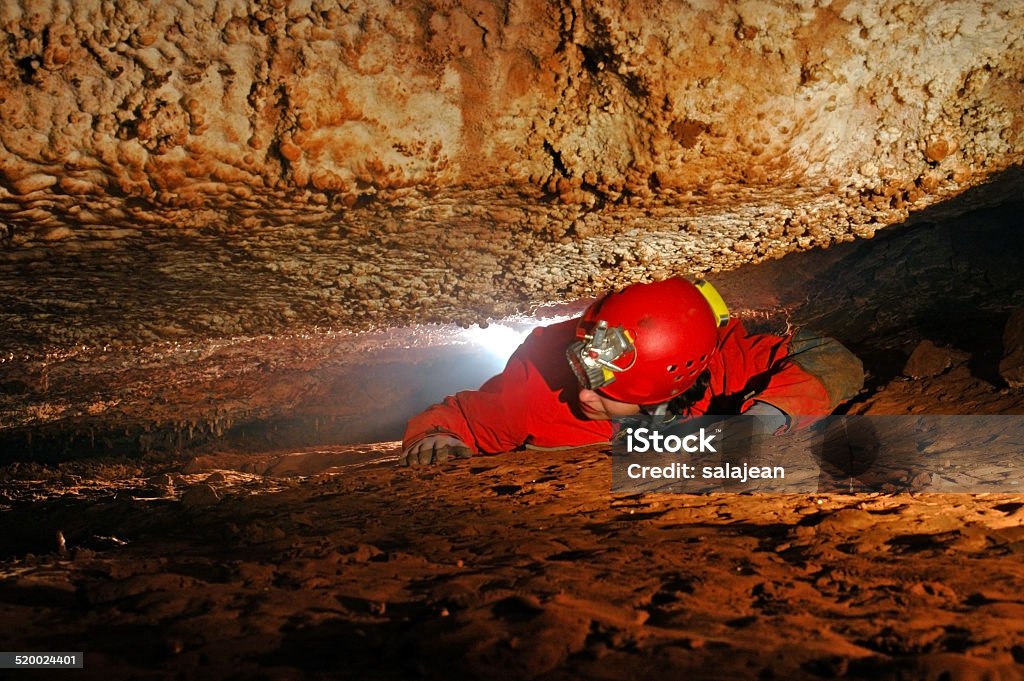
[{"left": 2, "top": 436, "right": 1024, "bottom": 680}]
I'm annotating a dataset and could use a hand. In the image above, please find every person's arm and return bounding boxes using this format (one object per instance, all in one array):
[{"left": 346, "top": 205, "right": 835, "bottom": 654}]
[
  {"left": 400, "top": 430, "right": 472, "bottom": 466},
  {"left": 743, "top": 400, "right": 790, "bottom": 436},
  {"left": 714, "top": 320, "right": 863, "bottom": 429},
  {"left": 401, "top": 338, "right": 537, "bottom": 464},
  {"left": 401, "top": 396, "right": 480, "bottom": 460}
]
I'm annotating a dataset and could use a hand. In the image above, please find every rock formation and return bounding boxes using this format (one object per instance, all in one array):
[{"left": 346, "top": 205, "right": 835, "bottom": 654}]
[{"left": 0, "top": 0, "right": 1022, "bottom": 343}]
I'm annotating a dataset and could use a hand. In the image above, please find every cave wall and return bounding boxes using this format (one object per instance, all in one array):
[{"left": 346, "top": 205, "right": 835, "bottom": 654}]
[
  {"left": 4, "top": 194, "right": 1023, "bottom": 462},
  {"left": 0, "top": 0, "right": 1022, "bottom": 344}
]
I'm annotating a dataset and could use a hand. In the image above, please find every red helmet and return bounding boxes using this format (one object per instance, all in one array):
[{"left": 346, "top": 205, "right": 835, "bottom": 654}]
[{"left": 566, "top": 278, "right": 729, "bottom": 404}]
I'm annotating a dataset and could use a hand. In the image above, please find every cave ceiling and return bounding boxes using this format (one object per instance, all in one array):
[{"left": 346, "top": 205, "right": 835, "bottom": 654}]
[{"left": 0, "top": 0, "right": 1021, "bottom": 355}]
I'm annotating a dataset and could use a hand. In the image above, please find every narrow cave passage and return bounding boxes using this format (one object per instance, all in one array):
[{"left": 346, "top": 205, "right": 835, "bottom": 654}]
[
  {"left": 1, "top": 190, "right": 1023, "bottom": 681},
  {"left": 3, "top": 183, "right": 1023, "bottom": 464}
]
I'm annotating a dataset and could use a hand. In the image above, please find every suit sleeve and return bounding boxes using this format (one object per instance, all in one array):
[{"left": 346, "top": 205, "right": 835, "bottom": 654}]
[
  {"left": 402, "top": 345, "right": 534, "bottom": 455},
  {"left": 712, "top": 320, "right": 862, "bottom": 419}
]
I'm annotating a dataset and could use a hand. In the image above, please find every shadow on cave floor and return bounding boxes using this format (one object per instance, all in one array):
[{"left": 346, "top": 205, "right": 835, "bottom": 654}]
[
  {"left": 2, "top": 444, "right": 1024, "bottom": 681},
  {"left": 712, "top": 167, "right": 1024, "bottom": 393}
]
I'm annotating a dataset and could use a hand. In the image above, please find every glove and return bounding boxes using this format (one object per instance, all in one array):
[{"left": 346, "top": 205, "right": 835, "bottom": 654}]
[
  {"left": 742, "top": 401, "right": 790, "bottom": 436},
  {"left": 400, "top": 435, "right": 472, "bottom": 466}
]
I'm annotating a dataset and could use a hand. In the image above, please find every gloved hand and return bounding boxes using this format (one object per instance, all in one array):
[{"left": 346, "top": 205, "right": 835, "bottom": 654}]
[
  {"left": 742, "top": 401, "right": 790, "bottom": 437},
  {"left": 400, "top": 435, "right": 472, "bottom": 466}
]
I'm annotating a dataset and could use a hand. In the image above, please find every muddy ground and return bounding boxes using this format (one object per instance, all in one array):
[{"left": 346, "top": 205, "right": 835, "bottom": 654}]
[{"left": 2, "top": 367, "right": 1024, "bottom": 681}]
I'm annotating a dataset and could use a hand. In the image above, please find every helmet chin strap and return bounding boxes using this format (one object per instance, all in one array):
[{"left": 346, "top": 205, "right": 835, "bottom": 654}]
[
  {"left": 613, "top": 401, "right": 675, "bottom": 436},
  {"left": 638, "top": 401, "right": 673, "bottom": 427}
]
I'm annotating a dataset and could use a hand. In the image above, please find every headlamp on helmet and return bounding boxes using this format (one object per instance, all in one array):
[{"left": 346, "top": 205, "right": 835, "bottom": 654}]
[{"left": 565, "top": 320, "right": 635, "bottom": 392}]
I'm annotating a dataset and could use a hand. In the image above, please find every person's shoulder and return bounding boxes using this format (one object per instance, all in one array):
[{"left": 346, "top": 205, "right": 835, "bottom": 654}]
[
  {"left": 511, "top": 317, "right": 581, "bottom": 380},
  {"left": 521, "top": 317, "right": 580, "bottom": 349},
  {"left": 717, "top": 316, "right": 748, "bottom": 341}
]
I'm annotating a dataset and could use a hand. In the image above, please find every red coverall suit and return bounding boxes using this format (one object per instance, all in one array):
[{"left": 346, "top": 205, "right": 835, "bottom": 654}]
[{"left": 403, "top": 317, "right": 861, "bottom": 455}]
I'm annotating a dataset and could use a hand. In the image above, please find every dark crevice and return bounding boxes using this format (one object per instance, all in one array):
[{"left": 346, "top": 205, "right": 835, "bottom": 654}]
[
  {"left": 541, "top": 140, "right": 608, "bottom": 210},
  {"left": 543, "top": 140, "right": 570, "bottom": 179},
  {"left": 470, "top": 16, "right": 489, "bottom": 49},
  {"left": 16, "top": 54, "right": 41, "bottom": 84},
  {"left": 578, "top": 43, "right": 650, "bottom": 99}
]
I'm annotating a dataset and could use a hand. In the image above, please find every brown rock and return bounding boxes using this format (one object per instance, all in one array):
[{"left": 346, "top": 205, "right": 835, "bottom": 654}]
[
  {"left": 999, "top": 306, "right": 1024, "bottom": 388},
  {"left": 814, "top": 508, "right": 877, "bottom": 534},
  {"left": 0, "top": 0, "right": 1018, "bottom": 355},
  {"left": 924, "top": 138, "right": 953, "bottom": 163},
  {"left": 180, "top": 483, "right": 220, "bottom": 507},
  {"left": 278, "top": 141, "right": 302, "bottom": 162},
  {"left": 903, "top": 340, "right": 970, "bottom": 379}
]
